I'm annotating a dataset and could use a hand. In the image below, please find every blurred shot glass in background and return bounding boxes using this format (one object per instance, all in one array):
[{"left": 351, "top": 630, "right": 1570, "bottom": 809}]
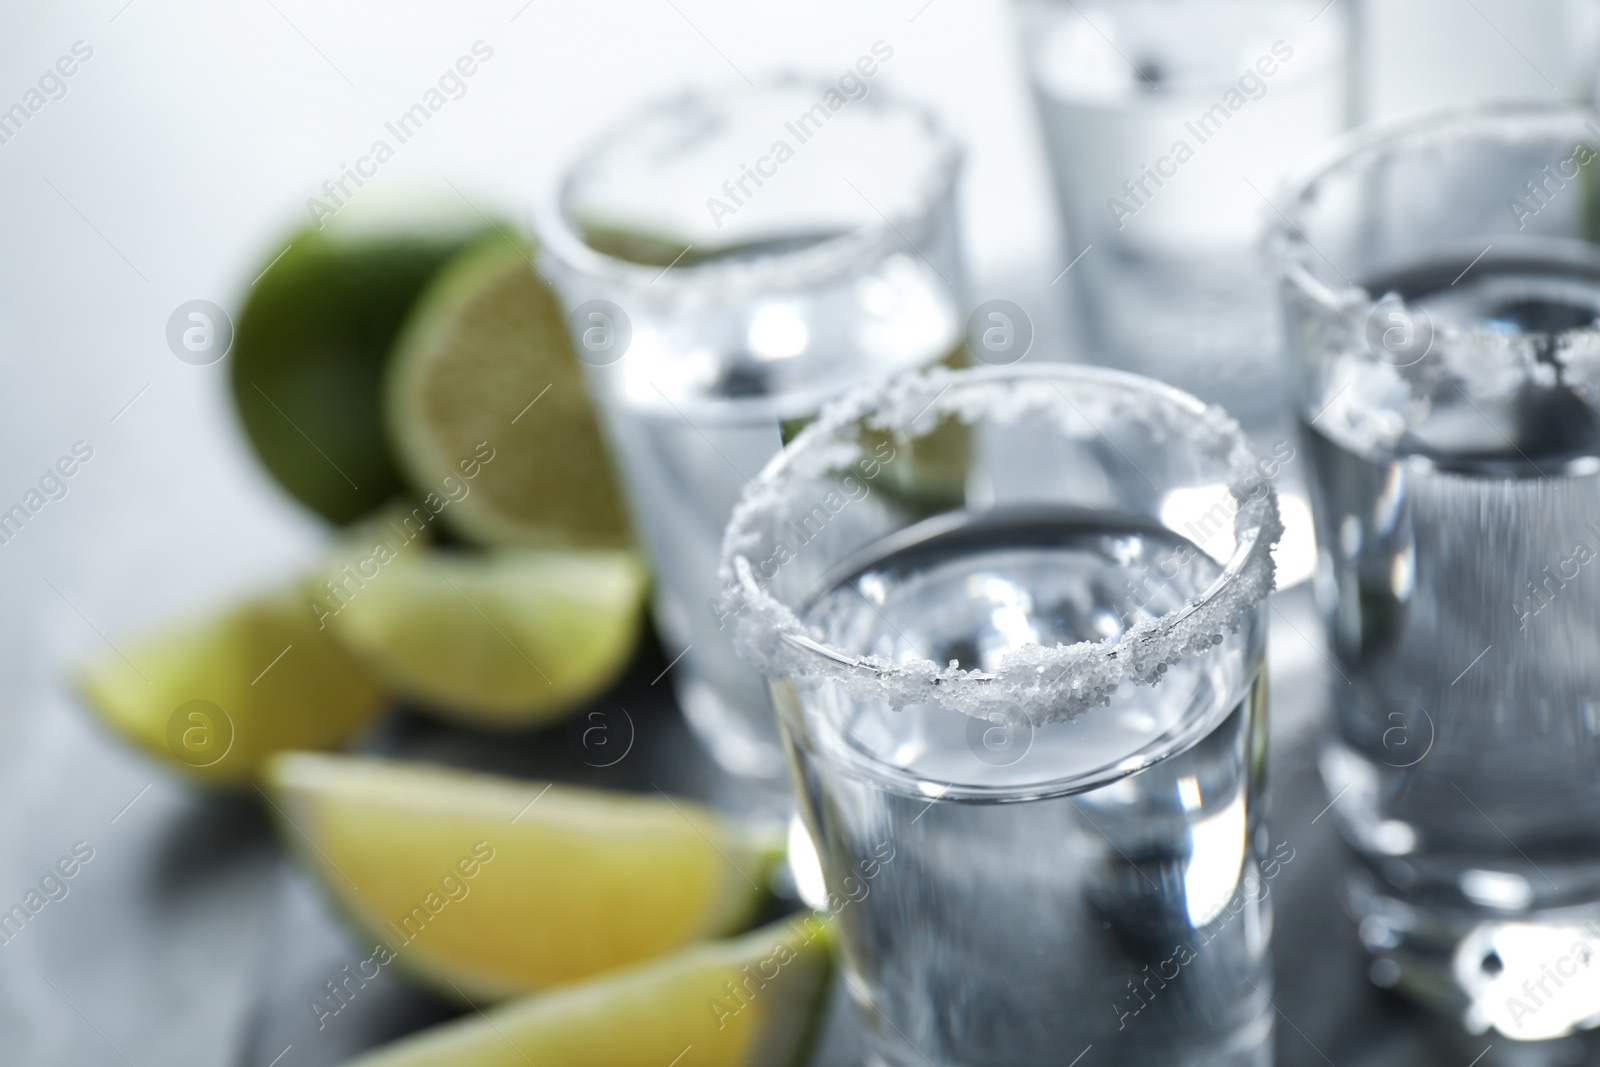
[
  {"left": 538, "top": 77, "right": 970, "bottom": 802},
  {"left": 721, "top": 365, "right": 1282, "bottom": 1067},
  {"left": 1014, "top": 0, "right": 1353, "bottom": 437},
  {"left": 1278, "top": 105, "right": 1600, "bottom": 1038}
]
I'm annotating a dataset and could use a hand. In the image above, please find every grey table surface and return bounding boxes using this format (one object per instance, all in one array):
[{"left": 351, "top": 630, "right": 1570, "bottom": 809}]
[{"left": 0, "top": 575, "right": 1587, "bottom": 1067}]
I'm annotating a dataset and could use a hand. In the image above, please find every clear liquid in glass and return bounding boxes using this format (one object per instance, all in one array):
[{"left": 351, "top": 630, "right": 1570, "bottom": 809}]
[
  {"left": 1306, "top": 250, "right": 1600, "bottom": 1033},
  {"left": 1018, "top": 0, "right": 1349, "bottom": 426},
  {"left": 779, "top": 508, "right": 1274, "bottom": 1067},
  {"left": 597, "top": 242, "right": 963, "bottom": 784}
]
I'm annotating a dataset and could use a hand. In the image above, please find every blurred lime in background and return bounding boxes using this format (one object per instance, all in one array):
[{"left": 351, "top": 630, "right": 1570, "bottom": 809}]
[
  {"left": 75, "top": 585, "right": 386, "bottom": 786},
  {"left": 324, "top": 548, "right": 645, "bottom": 727},
  {"left": 385, "top": 232, "right": 633, "bottom": 549}
]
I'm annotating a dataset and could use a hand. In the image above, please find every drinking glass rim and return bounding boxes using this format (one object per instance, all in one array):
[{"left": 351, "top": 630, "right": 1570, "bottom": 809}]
[
  {"left": 1272, "top": 101, "right": 1600, "bottom": 314},
  {"left": 533, "top": 74, "right": 964, "bottom": 296},
  {"left": 718, "top": 363, "right": 1283, "bottom": 729}
]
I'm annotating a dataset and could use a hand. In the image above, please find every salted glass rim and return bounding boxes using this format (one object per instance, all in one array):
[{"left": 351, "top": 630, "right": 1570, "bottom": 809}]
[
  {"left": 717, "top": 364, "right": 1283, "bottom": 729},
  {"left": 1272, "top": 101, "right": 1600, "bottom": 314},
  {"left": 533, "top": 74, "right": 963, "bottom": 296}
]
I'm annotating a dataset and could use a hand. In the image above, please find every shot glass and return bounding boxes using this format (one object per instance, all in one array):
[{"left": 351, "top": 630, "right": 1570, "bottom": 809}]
[
  {"left": 1276, "top": 105, "right": 1600, "bottom": 1038},
  {"left": 1013, "top": 0, "right": 1353, "bottom": 434},
  {"left": 720, "top": 364, "right": 1283, "bottom": 1067},
  {"left": 537, "top": 76, "right": 968, "bottom": 796}
]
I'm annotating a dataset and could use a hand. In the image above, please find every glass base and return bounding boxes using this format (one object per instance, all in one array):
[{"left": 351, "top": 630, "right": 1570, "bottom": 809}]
[
  {"left": 862, "top": 1007, "right": 1273, "bottom": 1067},
  {"left": 1349, "top": 871, "right": 1600, "bottom": 1043}
]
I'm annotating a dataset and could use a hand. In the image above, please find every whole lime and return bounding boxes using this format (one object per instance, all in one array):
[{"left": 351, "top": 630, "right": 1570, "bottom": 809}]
[{"left": 231, "top": 222, "right": 482, "bottom": 524}]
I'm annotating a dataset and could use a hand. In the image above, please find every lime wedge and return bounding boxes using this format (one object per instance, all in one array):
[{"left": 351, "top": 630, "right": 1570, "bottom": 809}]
[
  {"left": 75, "top": 588, "right": 385, "bottom": 786},
  {"left": 339, "top": 917, "right": 832, "bottom": 1067},
  {"left": 322, "top": 547, "right": 645, "bottom": 726},
  {"left": 264, "top": 753, "right": 780, "bottom": 999},
  {"left": 232, "top": 224, "right": 482, "bottom": 525},
  {"left": 385, "top": 233, "right": 632, "bottom": 549}
]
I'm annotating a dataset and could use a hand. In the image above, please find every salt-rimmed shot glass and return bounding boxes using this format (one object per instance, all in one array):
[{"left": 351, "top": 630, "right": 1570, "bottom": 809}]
[
  {"left": 719, "top": 364, "right": 1283, "bottom": 1067},
  {"left": 1013, "top": 0, "right": 1352, "bottom": 435},
  {"left": 537, "top": 76, "right": 967, "bottom": 797},
  {"left": 1277, "top": 104, "right": 1600, "bottom": 1037}
]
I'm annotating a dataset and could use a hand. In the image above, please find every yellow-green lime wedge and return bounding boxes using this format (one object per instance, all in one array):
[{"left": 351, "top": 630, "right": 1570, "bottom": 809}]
[
  {"left": 339, "top": 916, "right": 832, "bottom": 1067},
  {"left": 322, "top": 547, "right": 645, "bottom": 727},
  {"left": 75, "top": 588, "right": 385, "bottom": 786},
  {"left": 264, "top": 753, "right": 781, "bottom": 1000}
]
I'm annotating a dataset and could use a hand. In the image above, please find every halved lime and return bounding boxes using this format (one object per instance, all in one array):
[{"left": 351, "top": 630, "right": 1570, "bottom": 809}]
[
  {"left": 338, "top": 916, "right": 832, "bottom": 1067},
  {"left": 264, "top": 753, "right": 781, "bottom": 999},
  {"left": 385, "top": 233, "right": 632, "bottom": 549},
  {"left": 322, "top": 547, "right": 645, "bottom": 727},
  {"left": 75, "top": 588, "right": 385, "bottom": 786}
]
